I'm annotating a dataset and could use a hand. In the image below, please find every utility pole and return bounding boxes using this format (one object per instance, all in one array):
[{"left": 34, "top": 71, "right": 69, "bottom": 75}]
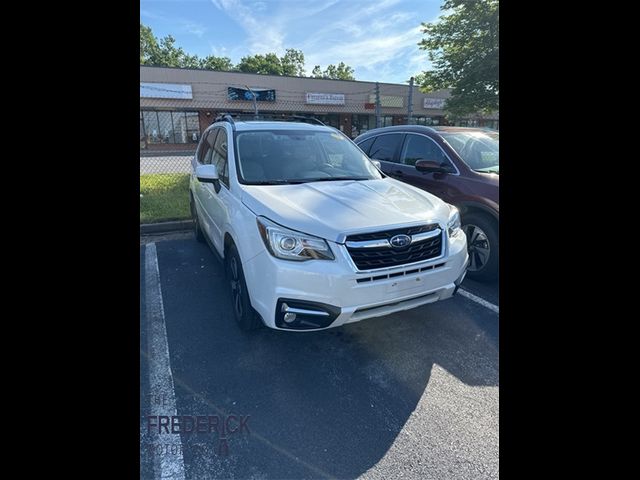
[
  {"left": 407, "top": 77, "right": 414, "bottom": 125},
  {"left": 245, "top": 85, "right": 259, "bottom": 119},
  {"left": 375, "top": 82, "right": 381, "bottom": 128}
]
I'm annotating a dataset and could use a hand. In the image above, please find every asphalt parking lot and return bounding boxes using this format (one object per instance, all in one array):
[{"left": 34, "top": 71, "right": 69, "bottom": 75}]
[{"left": 140, "top": 232, "right": 499, "bottom": 480}]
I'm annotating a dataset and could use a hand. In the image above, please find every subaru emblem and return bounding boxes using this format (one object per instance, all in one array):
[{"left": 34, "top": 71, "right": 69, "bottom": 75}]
[{"left": 389, "top": 234, "right": 411, "bottom": 248}]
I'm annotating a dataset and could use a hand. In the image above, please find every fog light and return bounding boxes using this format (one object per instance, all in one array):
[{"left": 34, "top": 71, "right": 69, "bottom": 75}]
[{"left": 284, "top": 312, "right": 296, "bottom": 323}]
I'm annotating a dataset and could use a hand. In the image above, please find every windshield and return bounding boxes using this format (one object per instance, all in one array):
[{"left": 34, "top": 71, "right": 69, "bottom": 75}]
[
  {"left": 440, "top": 131, "right": 499, "bottom": 174},
  {"left": 235, "top": 129, "right": 382, "bottom": 184}
]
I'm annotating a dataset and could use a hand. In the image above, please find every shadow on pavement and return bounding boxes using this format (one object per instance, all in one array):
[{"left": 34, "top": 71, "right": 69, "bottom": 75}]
[{"left": 145, "top": 239, "right": 499, "bottom": 479}]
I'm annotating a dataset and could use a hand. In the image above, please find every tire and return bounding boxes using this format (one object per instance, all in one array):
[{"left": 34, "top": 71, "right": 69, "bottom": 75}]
[
  {"left": 225, "top": 245, "right": 262, "bottom": 331},
  {"left": 190, "top": 194, "right": 205, "bottom": 243},
  {"left": 462, "top": 212, "right": 498, "bottom": 282}
]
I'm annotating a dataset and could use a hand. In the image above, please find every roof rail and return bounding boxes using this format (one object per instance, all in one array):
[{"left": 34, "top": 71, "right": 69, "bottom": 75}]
[
  {"left": 213, "top": 113, "right": 236, "bottom": 131},
  {"left": 215, "top": 113, "right": 327, "bottom": 127}
]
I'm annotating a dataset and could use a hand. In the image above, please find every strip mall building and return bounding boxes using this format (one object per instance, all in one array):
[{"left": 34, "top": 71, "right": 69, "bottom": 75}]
[{"left": 140, "top": 65, "right": 498, "bottom": 153}]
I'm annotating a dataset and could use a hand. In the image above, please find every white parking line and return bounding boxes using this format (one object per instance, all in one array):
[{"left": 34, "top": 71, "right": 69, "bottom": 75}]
[
  {"left": 458, "top": 288, "right": 500, "bottom": 314},
  {"left": 145, "top": 242, "right": 186, "bottom": 480}
]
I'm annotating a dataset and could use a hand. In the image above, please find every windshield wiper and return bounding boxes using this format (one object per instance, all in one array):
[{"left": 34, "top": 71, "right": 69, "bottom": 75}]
[
  {"left": 292, "top": 176, "right": 371, "bottom": 183},
  {"left": 245, "top": 180, "right": 292, "bottom": 185}
]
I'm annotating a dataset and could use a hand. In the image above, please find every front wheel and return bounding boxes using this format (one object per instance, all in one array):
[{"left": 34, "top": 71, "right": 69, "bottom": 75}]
[
  {"left": 462, "top": 213, "right": 498, "bottom": 282},
  {"left": 225, "top": 245, "right": 262, "bottom": 331}
]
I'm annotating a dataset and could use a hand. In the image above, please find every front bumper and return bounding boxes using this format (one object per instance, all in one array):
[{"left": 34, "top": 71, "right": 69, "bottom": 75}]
[{"left": 242, "top": 233, "right": 469, "bottom": 331}]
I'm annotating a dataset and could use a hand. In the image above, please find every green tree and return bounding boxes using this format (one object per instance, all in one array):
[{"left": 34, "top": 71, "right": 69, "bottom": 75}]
[
  {"left": 311, "top": 62, "right": 355, "bottom": 80},
  {"left": 236, "top": 53, "right": 283, "bottom": 75},
  {"left": 237, "top": 49, "right": 306, "bottom": 76},
  {"left": 140, "top": 24, "right": 160, "bottom": 65},
  {"left": 417, "top": 0, "right": 499, "bottom": 116},
  {"left": 280, "top": 48, "right": 306, "bottom": 76},
  {"left": 156, "top": 35, "right": 193, "bottom": 68},
  {"left": 140, "top": 23, "right": 234, "bottom": 71},
  {"left": 140, "top": 23, "right": 353, "bottom": 79},
  {"left": 199, "top": 55, "right": 234, "bottom": 71}
]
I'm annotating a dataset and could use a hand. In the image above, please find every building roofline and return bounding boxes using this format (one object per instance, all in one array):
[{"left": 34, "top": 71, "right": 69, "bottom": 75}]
[{"left": 139, "top": 64, "right": 434, "bottom": 89}]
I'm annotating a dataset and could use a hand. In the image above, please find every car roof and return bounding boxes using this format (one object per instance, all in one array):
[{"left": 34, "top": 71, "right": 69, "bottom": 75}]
[
  {"left": 432, "top": 126, "right": 497, "bottom": 133},
  {"left": 213, "top": 120, "right": 337, "bottom": 133},
  {"left": 354, "top": 125, "right": 498, "bottom": 141},
  {"left": 354, "top": 125, "right": 436, "bottom": 140}
]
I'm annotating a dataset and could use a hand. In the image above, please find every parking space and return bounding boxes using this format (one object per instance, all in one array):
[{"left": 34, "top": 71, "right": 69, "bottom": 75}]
[{"left": 140, "top": 234, "right": 499, "bottom": 479}]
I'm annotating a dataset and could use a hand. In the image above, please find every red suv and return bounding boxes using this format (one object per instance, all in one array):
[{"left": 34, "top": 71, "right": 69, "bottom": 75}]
[{"left": 354, "top": 126, "right": 499, "bottom": 281}]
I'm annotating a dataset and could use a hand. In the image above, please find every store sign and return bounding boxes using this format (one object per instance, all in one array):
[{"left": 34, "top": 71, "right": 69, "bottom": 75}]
[
  {"left": 140, "top": 83, "right": 193, "bottom": 99},
  {"left": 368, "top": 94, "right": 403, "bottom": 108},
  {"left": 423, "top": 98, "right": 446, "bottom": 109},
  {"left": 228, "top": 87, "right": 276, "bottom": 102},
  {"left": 305, "top": 93, "right": 345, "bottom": 105}
]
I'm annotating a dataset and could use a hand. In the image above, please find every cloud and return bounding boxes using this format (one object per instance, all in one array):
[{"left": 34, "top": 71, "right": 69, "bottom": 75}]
[
  {"left": 210, "top": 0, "right": 340, "bottom": 55},
  {"left": 179, "top": 20, "right": 207, "bottom": 38},
  {"left": 208, "top": 0, "right": 441, "bottom": 83},
  {"left": 141, "top": 10, "right": 207, "bottom": 39},
  {"left": 210, "top": 0, "right": 285, "bottom": 53},
  {"left": 305, "top": 26, "right": 423, "bottom": 71},
  {"left": 141, "top": 9, "right": 165, "bottom": 21}
]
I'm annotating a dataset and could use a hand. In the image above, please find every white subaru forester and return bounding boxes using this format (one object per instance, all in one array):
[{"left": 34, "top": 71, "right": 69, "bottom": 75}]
[{"left": 189, "top": 116, "right": 469, "bottom": 331}]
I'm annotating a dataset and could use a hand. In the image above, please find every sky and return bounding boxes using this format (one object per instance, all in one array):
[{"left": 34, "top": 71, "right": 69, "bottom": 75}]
[{"left": 140, "top": 0, "right": 445, "bottom": 85}]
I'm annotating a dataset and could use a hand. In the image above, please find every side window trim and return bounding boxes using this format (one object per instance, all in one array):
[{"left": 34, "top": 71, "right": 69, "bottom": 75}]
[
  {"left": 368, "top": 133, "right": 405, "bottom": 164},
  {"left": 205, "top": 128, "right": 220, "bottom": 165},
  {"left": 400, "top": 133, "right": 460, "bottom": 175},
  {"left": 213, "top": 127, "right": 230, "bottom": 189},
  {"left": 197, "top": 127, "right": 219, "bottom": 165},
  {"left": 196, "top": 130, "right": 208, "bottom": 164}
]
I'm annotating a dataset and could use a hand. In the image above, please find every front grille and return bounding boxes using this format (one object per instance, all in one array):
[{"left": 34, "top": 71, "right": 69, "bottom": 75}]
[
  {"left": 346, "top": 223, "right": 439, "bottom": 242},
  {"left": 356, "top": 263, "right": 446, "bottom": 283},
  {"left": 346, "top": 224, "right": 443, "bottom": 270}
]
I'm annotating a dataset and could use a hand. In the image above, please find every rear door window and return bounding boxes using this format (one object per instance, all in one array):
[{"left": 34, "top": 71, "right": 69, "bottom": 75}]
[
  {"left": 400, "top": 134, "right": 455, "bottom": 171},
  {"left": 368, "top": 134, "right": 404, "bottom": 163}
]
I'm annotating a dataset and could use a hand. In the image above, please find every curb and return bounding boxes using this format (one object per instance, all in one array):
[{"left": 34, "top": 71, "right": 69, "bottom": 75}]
[{"left": 140, "top": 219, "right": 193, "bottom": 235}]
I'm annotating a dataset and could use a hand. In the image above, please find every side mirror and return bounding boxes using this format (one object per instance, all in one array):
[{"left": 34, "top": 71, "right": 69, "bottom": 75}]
[
  {"left": 371, "top": 160, "right": 382, "bottom": 170},
  {"left": 195, "top": 164, "right": 221, "bottom": 192},
  {"left": 415, "top": 160, "right": 450, "bottom": 174}
]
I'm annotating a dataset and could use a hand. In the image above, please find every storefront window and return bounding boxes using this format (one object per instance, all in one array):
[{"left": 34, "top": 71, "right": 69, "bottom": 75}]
[
  {"left": 351, "top": 114, "right": 375, "bottom": 137},
  {"left": 143, "top": 111, "right": 160, "bottom": 144},
  {"left": 141, "top": 110, "right": 201, "bottom": 145},
  {"left": 157, "top": 111, "right": 174, "bottom": 144},
  {"left": 185, "top": 112, "right": 200, "bottom": 142},
  {"left": 381, "top": 115, "right": 394, "bottom": 127}
]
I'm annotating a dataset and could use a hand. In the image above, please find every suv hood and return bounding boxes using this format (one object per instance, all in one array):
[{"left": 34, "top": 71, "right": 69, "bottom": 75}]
[{"left": 240, "top": 178, "right": 450, "bottom": 243}]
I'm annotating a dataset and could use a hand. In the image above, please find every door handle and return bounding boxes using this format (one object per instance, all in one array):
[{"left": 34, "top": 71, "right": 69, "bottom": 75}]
[{"left": 393, "top": 170, "right": 404, "bottom": 176}]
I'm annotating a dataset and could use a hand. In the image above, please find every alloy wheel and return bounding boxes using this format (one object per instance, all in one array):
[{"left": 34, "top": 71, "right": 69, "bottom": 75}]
[{"left": 463, "top": 224, "right": 491, "bottom": 272}]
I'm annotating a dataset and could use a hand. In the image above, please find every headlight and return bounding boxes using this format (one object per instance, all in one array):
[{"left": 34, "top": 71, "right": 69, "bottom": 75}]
[
  {"left": 256, "top": 217, "right": 335, "bottom": 261},
  {"left": 447, "top": 206, "right": 462, "bottom": 238}
]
